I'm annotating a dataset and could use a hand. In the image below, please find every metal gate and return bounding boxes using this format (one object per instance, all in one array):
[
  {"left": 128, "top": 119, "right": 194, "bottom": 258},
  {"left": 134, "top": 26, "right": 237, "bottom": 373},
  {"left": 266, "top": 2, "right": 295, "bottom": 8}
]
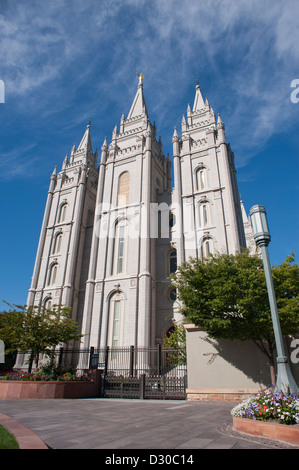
[{"left": 95, "top": 345, "right": 187, "bottom": 400}]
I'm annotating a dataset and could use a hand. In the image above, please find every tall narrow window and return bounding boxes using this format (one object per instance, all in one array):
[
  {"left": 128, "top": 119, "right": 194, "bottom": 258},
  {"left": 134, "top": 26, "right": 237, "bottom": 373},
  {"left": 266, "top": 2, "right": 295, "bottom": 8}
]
[
  {"left": 113, "top": 220, "right": 127, "bottom": 274},
  {"left": 112, "top": 301, "right": 121, "bottom": 348},
  {"left": 200, "top": 170, "right": 206, "bottom": 189},
  {"left": 199, "top": 201, "right": 211, "bottom": 228},
  {"left": 53, "top": 233, "right": 62, "bottom": 254},
  {"left": 169, "top": 214, "right": 174, "bottom": 228},
  {"left": 117, "top": 225, "right": 125, "bottom": 273},
  {"left": 108, "top": 292, "right": 125, "bottom": 349},
  {"left": 58, "top": 203, "right": 67, "bottom": 223},
  {"left": 117, "top": 172, "right": 130, "bottom": 206},
  {"left": 169, "top": 249, "right": 177, "bottom": 274},
  {"left": 48, "top": 263, "right": 58, "bottom": 285},
  {"left": 196, "top": 167, "right": 207, "bottom": 191},
  {"left": 203, "top": 204, "right": 208, "bottom": 225}
]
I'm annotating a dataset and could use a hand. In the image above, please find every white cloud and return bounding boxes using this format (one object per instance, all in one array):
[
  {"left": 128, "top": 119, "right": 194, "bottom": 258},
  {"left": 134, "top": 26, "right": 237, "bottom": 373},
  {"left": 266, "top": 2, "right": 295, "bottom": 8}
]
[
  {"left": 0, "top": 144, "right": 39, "bottom": 180},
  {"left": 0, "top": 0, "right": 298, "bottom": 170}
]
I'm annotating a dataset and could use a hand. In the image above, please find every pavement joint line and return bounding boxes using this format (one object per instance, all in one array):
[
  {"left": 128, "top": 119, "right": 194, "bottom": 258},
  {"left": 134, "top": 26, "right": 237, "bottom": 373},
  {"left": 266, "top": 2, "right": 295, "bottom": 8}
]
[{"left": 165, "top": 404, "right": 191, "bottom": 410}]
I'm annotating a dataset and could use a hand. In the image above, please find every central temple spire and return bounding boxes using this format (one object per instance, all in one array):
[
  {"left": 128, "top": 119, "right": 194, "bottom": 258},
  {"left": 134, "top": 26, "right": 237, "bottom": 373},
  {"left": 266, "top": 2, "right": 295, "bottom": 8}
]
[
  {"left": 127, "top": 71, "right": 148, "bottom": 119},
  {"left": 193, "top": 79, "right": 205, "bottom": 111}
]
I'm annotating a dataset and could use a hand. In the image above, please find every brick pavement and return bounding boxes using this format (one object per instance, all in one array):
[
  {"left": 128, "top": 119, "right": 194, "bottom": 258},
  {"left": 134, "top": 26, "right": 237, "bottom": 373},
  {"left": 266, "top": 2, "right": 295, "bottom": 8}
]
[{"left": 0, "top": 398, "right": 298, "bottom": 450}]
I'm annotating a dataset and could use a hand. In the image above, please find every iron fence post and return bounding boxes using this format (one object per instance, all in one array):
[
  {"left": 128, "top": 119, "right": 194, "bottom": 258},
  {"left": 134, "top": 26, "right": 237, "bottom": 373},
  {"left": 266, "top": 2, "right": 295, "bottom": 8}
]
[
  {"left": 104, "top": 346, "right": 109, "bottom": 376},
  {"left": 58, "top": 347, "right": 63, "bottom": 367},
  {"left": 139, "top": 374, "right": 145, "bottom": 399},
  {"left": 89, "top": 347, "right": 94, "bottom": 369},
  {"left": 129, "top": 345, "right": 134, "bottom": 377},
  {"left": 157, "top": 344, "right": 162, "bottom": 376}
]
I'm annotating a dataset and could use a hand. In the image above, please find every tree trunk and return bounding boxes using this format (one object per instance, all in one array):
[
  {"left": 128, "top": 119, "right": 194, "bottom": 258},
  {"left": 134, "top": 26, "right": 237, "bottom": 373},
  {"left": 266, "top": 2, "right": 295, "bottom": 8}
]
[
  {"left": 253, "top": 339, "right": 276, "bottom": 387},
  {"left": 267, "top": 339, "right": 276, "bottom": 387},
  {"left": 28, "top": 352, "right": 34, "bottom": 373},
  {"left": 269, "top": 356, "right": 276, "bottom": 387},
  {"left": 35, "top": 352, "right": 40, "bottom": 370}
]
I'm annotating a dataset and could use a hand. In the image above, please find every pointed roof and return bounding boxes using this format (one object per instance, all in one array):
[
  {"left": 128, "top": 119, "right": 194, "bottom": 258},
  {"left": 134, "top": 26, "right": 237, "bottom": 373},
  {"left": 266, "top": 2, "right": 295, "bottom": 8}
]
[
  {"left": 217, "top": 113, "right": 225, "bottom": 130},
  {"left": 173, "top": 127, "right": 179, "bottom": 138},
  {"left": 127, "top": 81, "right": 148, "bottom": 119},
  {"left": 77, "top": 121, "right": 93, "bottom": 153},
  {"left": 102, "top": 136, "right": 108, "bottom": 149},
  {"left": 192, "top": 81, "right": 205, "bottom": 112},
  {"left": 70, "top": 143, "right": 76, "bottom": 155},
  {"left": 240, "top": 200, "right": 249, "bottom": 224}
]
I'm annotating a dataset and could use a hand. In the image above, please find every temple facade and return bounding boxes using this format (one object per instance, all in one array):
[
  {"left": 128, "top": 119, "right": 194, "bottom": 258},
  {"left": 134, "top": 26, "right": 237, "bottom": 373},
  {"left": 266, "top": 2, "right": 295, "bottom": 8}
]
[{"left": 25, "top": 77, "right": 254, "bottom": 364}]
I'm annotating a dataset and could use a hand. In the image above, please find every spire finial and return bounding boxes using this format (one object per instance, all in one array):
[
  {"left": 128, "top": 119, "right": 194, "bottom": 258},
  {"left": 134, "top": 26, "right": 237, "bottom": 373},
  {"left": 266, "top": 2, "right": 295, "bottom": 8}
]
[{"left": 134, "top": 69, "right": 144, "bottom": 85}]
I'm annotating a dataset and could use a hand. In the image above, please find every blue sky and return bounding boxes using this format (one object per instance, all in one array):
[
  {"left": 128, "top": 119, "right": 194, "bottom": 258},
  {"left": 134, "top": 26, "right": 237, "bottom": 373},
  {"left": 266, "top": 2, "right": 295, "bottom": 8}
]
[{"left": 0, "top": 0, "right": 298, "bottom": 308}]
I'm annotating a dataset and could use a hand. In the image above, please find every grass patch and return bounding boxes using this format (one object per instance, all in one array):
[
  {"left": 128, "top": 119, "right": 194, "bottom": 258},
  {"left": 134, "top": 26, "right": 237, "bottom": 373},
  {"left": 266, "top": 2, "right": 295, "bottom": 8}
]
[{"left": 0, "top": 424, "right": 19, "bottom": 449}]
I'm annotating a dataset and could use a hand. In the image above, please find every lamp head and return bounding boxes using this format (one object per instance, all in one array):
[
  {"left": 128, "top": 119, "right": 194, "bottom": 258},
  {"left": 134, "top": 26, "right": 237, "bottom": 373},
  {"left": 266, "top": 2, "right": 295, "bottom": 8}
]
[{"left": 250, "top": 205, "right": 271, "bottom": 247}]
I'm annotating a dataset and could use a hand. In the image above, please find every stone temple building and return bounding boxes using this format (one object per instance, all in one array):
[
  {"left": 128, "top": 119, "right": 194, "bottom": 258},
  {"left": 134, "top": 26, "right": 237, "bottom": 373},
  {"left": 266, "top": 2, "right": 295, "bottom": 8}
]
[{"left": 24, "top": 75, "right": 255, "bottom": 365}]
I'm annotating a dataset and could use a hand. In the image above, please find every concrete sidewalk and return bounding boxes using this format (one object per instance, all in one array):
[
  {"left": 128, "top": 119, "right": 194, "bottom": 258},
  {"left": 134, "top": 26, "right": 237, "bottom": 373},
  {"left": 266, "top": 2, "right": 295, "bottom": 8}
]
[{"left": 0, "top": 399, "right": 297, "bottom": 450}]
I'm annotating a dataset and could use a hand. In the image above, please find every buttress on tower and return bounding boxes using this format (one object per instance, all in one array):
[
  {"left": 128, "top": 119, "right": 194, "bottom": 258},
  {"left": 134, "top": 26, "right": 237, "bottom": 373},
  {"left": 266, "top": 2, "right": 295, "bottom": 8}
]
[{"left": 25, "top": 77, "right": 254, "bottom": 366}]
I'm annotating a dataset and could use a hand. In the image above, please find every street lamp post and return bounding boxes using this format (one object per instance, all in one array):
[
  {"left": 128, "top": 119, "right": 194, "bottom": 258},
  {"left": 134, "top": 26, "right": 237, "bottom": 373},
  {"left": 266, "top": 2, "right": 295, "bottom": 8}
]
[{"left": 250, "top": 205, "right": 298, "bottom": 393}]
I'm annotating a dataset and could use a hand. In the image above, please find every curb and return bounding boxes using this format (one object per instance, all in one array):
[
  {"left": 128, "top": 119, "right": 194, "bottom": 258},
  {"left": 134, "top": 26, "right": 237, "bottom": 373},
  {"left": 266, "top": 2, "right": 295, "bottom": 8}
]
[{"left": 0, "top": 413, "right": 49, "bottom": 449}]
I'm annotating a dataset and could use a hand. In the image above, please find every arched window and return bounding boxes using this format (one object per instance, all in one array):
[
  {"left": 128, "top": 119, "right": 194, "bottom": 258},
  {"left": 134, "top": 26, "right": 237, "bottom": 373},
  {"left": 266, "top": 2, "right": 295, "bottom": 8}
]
[
  {"left": 169, "top": 249, "right": 177, "bottom": 274},
  {"left": 58, "top": 203, "right": 67, "bottom": 223},
  {"left": 53, "top": 232, "right": 62, "bottom": 254},
  {"left": 44, "top": 297, "right": 52, "bottom": 310},
  {"left": 48, "top": 263, "right": 58, "bottom": 286},
  {"left": 117, "top": 172, "right": 130, "bottom": 206},
  {"left": 201, "top": 238, "right": 213, "bottom": 258},
  {"left": 112, "top": 219, "right": 128, "bottom": 275},
  {"left": 198, "top": 201, "right": 211, "bottom": 228},
  {"left": 107, "top": 292, "right": 125, "bottom": 348},
  {"left": 196, "top": 166, "right": 207, "bottom": 191},
  {"left": 165, "top": 325, "right": 175, "bottom": 339}
]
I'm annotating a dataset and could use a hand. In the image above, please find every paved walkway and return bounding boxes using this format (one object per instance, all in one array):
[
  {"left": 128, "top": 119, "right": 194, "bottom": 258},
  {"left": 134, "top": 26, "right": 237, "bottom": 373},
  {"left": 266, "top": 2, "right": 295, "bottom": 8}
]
[{"left": 0, "top": 399, "right": 298, "bottom": 450}]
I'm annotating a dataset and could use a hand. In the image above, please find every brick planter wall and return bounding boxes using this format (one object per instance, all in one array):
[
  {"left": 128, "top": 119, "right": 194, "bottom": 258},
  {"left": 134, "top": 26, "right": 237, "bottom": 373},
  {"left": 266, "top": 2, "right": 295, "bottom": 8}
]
[
  {"left": 233, "top": 416, "right": 299, "bottom": 446},
  {"left": 0, "top": 370, "right": 101, "bottom": 399}
]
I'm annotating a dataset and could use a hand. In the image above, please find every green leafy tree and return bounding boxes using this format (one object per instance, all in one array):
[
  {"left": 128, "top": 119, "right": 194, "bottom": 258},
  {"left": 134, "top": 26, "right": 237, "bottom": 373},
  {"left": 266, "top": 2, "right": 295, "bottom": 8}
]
[
  {"left": 171, "top": 251, "right": 299, "bottom": 386},
  {"left": 0, "top": 303, "right": 82, "bottom": 372},
  {"left": 164, "top": 321, "right": 186, "bottom": 366}
]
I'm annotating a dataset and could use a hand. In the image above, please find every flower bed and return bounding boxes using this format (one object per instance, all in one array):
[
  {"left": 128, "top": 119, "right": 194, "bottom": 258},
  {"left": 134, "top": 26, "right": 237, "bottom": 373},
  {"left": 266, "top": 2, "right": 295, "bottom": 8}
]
[
  {"left": 231, "top": 387, "right": 299, "bottom": 424},
  {"left": 231, "top": 387, "right": 299, "bottom": 446},
  {"left": 1, "top": 370, "right": 84, "bottom": 382},
  {"left": 0, "top": 369, "right": 101, "bottom": 399}
]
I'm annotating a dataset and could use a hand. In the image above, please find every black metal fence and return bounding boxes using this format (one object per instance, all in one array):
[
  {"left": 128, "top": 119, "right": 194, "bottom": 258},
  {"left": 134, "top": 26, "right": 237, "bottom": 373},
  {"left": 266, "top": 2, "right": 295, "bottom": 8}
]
[
  {"left": 91, "top": 345, "right": 187, "bottom": 400},
  {"left": 15, "top": 345, "right": 187, "bottom": 377},
  {"left": 90, "top": 345, "right": 187, "bottom": 378},
  {"left": 14, "top": 345, "right": 187, "bottom": 400}
]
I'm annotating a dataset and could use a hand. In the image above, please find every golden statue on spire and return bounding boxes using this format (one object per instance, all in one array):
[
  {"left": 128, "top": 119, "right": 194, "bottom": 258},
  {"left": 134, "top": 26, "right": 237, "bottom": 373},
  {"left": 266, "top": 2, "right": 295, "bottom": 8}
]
[{"left": 134, "top": 69, "right": 144, "bottom": 84}]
